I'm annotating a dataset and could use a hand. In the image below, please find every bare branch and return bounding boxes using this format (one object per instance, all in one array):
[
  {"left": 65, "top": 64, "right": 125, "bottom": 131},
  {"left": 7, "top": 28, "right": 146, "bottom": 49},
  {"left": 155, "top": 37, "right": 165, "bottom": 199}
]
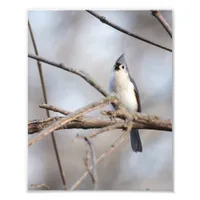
[
  {"left": 39, "top": 103, "right": 70, "bottom": 115},
  {"left": 70, "top": 122, "right": 131, "bottom": 190},
  {"left": 86, "top": 10, "right": 172, "bottom": 52},
  {"left": 151, "top": 10, "right": 172, "bottom": 38},
  {"left": 84, "top": 147, "right": 94, "bottom": 182},
  {"left": 28, "top": 97, "right": 116, "bottom": 147},
  {"left": 28, "top": 116, "right": 121, "bottom": 134},
  {"left": 28, "top": 53, "right": 109, "bottom": 97},
  {"left": 88, "top": 123, "right": 126, "bottom": 138},
  {"left": 28, "top": 20, "right": 67, "bottom": 189},
  {"left": 28, "top": 112, "right": 171, "bottom": 134},
  {"left": 30, "top": 184, "right": 50, "bottom": 190},
  {"left": 102, "top": 110, "right": 172, "bottom": 131},
  {"left": 84, "top": 137, "right": 97, "bottom": 184}
]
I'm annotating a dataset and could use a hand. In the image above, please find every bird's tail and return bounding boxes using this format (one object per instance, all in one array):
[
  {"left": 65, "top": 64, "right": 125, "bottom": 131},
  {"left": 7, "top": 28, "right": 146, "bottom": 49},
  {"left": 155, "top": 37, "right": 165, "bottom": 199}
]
[{"left": 130, "top": 129, "right": 142, "bottom": 152}]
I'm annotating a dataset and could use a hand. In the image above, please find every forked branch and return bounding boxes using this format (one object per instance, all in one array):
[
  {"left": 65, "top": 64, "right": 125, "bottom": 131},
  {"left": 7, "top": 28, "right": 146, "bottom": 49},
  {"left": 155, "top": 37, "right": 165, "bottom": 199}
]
[
  {"left": 70, "top": 122, "right": 132, "bottom": 190},
  {"left": 28, "top": 107, "right": 172, "bottom": 134},
  {"left": 28, "top": 97, "right": 116, "bottom": 147}
]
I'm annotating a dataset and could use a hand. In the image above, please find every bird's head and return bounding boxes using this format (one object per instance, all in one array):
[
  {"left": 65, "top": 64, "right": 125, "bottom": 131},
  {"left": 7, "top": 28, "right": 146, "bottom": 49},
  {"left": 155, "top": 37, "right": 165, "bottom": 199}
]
[{"left": 113, "top": 54, "right": 129, "bottom": 77}]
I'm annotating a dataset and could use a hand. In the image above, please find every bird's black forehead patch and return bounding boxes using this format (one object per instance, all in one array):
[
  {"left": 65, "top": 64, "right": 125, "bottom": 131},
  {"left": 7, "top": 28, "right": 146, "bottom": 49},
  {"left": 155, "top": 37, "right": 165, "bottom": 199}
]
[{"left": 114, "top": 62, "right": 122, "bottom": 71}]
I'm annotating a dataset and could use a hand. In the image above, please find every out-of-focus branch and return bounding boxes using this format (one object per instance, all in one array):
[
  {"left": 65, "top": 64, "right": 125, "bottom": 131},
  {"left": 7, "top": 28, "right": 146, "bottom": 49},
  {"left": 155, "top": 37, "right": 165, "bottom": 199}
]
[
  {"left": 28, "top": 53, "right": 109, "bottom": 97},
  {"left": 88, "top": 123, "right": 126, "bottom": 138},
  {"left": 30, "top": 184, "right": 50, "bottom": 190},
  {"left": 151, "top": 10, "right": 172, "bottom": 38},
  {"left": 86, "top": 10, "right": 172, "bottom": 52},
  {"left": 39, "top": 103, "right": 70, "bottom": 115},
  {"left": 84, "top": 137, "right": 97, "bottom": 184},
  {"left": 28, "top": 97, "right": 116, "bottom": 147},
  {"left": 84, "top": 146, "right": 94, "bottom": 183},
  {"left": 28, "top": 20, "right": 67, "bottom": 189},
  {"left": 70, "top": 122, "right": 132, "bottom": 190}
]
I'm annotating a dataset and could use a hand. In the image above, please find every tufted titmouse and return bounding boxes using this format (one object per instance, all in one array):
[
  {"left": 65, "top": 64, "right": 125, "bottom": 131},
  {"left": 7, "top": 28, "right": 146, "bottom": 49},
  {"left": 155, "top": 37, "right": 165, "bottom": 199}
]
[{"left": 109, "top": 54, "right": 142, "bottom": 152}]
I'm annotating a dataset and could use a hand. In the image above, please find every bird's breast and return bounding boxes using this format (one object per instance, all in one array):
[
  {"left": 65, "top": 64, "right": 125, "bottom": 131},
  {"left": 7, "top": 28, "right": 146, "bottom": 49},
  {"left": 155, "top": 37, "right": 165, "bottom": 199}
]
[
  {"left": 115, "top": 85, "right": 138, "bottom": 112},
  {"left": 109, "top": 72, "right": 138, "bottom": 112}
]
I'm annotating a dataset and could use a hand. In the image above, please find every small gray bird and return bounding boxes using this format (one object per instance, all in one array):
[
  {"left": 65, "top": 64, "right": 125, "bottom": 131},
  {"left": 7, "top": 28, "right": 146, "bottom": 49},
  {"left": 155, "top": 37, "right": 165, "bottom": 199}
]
[{"left": 109, "top": 54, "right": 142, "bottom": 152}]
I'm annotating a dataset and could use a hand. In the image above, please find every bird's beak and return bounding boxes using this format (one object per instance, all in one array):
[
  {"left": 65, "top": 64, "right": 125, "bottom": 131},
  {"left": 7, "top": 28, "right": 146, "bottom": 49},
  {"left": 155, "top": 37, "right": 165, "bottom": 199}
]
[{"left": 114, "top": 63, "right": 120, "bottom": 71}]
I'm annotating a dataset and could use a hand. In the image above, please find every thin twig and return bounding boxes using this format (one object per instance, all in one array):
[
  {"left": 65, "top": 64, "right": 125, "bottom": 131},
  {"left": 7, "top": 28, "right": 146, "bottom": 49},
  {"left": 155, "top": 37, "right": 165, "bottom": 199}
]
[
  {"left": 28, "top": 53, "right": 109, "bottom": 97},
  {"left": 84, "top": 146, "right": 93, "bottom": 180},
  {"left": 84, "top": 137, "right": 97, "bottom": 184},
  {"left": 70, "top": 122, "right": 131, "bottom": 190},
  {"left": 88, "top": 123, "right": 126, "bottom": 138},
  {"left": 86, "top": 10, "right": 172, "bottom": 52},
  {"left": 28, "top": 20, "right": 67, "bottom": 189},
  {"left": 39, "top": 103, "right": 70, "bottom": 115},
  {"left": 28, "top": 97, "right": 116, "bottom": 147},
  {"left": 151, "top": 10, "right": 172, "bottom": 38},
  {"left": 30, "top": 184, "right": 50, "bottom": 190}
]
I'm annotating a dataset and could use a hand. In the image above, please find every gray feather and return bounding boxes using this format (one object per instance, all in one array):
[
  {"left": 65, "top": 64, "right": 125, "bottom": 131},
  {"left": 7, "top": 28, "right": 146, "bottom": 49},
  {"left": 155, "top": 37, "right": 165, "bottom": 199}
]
[
  {"left": 116, "top": 53, "right": 127, "bottom": 65},
  {"left": 130, "top": 129, "right": 142, "bottom": 152}
]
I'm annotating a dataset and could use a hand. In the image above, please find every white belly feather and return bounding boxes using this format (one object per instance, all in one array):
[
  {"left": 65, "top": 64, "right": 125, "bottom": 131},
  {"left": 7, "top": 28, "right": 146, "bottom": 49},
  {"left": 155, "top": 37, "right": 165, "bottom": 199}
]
[
  {"left": 115, "top": 82, "right": 138, "bottom": 112},
  {"left": 110, "top": 71, "right": 138, "bottom": 112}
]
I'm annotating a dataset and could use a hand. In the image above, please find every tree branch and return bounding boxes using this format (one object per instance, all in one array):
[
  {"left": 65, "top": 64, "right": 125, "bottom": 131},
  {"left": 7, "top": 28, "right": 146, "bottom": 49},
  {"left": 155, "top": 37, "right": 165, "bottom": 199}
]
[
  {"left": 151, "top": 10, "right": 172, "bottom": 38},
  {"left": 86, "top": 10, "right": 172, "bottom": 52},
  {"left": 83, "top": 137, "right": 97, "bottom": 185},
  {"left": 29, "top": 103, "right": 172, "bottom": 135},
  {"left": 28, "top": 112, "right": 172, "bottom": 134},
  {"left": 39, "top": 103, "right": 70, "bottom": 115},
  {"left": 28, "top": 97, "right": 116, "bottom": 147},
  {"left": 30, "top": 184, "right": 50, "bottom": 190},
  {"left": 102, "top": 110, "right": 172, "bottom": 131},
  {"left": 28, "top": 116, "right": 122, "bottom": 134},
  {"left": 28, "top": 20, "right": 67, "bottom": 189},
  {"left": 88, "top": 123, "right": 126, "bottom": 138},
  {"left": 70, "top": 122, "right": 132, "bottom": 190},
  {"left": 28, "top": 53, "right": 109, "bottom": 97}
]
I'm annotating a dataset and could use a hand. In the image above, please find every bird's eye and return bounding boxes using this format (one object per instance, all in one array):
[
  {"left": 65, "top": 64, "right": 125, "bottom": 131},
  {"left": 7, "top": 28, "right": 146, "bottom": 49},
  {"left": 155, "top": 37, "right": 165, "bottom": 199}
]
[{"left": 121, "top": 65, "right": 124, "bottom": 69}]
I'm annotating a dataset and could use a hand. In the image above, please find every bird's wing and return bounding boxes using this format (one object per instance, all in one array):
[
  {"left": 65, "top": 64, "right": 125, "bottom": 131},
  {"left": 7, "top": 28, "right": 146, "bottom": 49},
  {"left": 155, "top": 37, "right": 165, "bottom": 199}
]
[{"left": 129, "top": 76, "right": 141, "bottom": 112}]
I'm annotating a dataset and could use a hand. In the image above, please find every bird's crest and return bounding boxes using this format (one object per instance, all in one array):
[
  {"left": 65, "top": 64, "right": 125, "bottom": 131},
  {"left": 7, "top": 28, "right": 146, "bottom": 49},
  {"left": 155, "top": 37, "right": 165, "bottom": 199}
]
[{"left": 116, "top": 53, "right": 126, "bottom": 65}]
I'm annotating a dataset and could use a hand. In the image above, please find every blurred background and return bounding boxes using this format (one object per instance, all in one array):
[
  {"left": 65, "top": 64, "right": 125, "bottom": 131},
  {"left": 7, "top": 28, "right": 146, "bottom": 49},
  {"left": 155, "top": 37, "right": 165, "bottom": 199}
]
[{"left": 28, "top": 10, "right": 172, "bottom": 191}]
